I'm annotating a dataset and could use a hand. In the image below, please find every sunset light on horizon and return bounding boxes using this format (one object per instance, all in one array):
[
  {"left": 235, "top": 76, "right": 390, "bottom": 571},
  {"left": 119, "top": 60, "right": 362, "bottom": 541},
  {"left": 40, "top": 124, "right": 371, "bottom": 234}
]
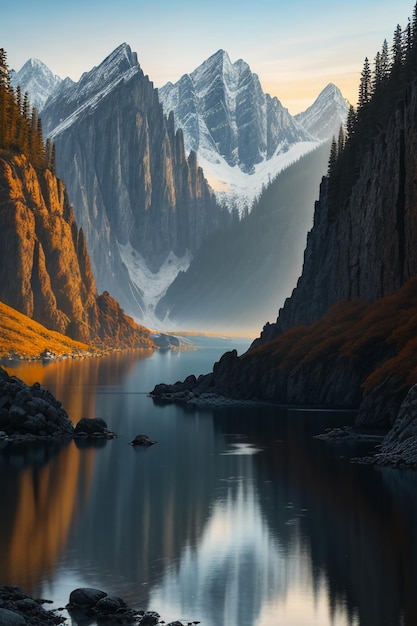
[{"left": 3, "top": 0, "right": 415, "bottom": 113}]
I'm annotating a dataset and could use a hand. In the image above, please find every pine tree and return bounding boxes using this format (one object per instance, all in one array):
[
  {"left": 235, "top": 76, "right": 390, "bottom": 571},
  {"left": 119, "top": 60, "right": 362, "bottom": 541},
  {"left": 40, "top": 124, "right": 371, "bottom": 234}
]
[
  {"left": 0, "top": 48, "right": 10, "bottom": 89},
  {"left": 380, "top": 39, "right": 390, "bottom": 79},
  {"left": 412, "top": 1, "right": 417, "bottom": 45},
  {"left": 372, "top": 51, "right": 383, "bottom": 93},
  {"left": 346, "top": 105, "right": 357, "bottom": 140},
  {"left": 392, "top": 24, "right": 404, "bottom": 67},
  {"left": 337, "top": 125, "right": 345, "bottom": 155},
  {"left": 0, "top": 48, "right": 12, "bottom": 147},
  {"left": 358, "top": 57, "right": 372, "bottom": 108},
  {"left": 327, "top": 137, "right": 338, "bottom": 176}
]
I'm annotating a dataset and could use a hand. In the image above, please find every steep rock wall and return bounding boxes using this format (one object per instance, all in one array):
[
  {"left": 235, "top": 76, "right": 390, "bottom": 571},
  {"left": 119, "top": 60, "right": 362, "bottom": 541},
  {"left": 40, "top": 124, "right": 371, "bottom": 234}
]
[
  {"left": 275, "top": 85, "right": 417, "bottom": 333},
  {"left": 41, "top": 45, "right": 228, "bottom": 317},
  {"left": 0, "top": 154, "right": 154, "bottom": 349}
]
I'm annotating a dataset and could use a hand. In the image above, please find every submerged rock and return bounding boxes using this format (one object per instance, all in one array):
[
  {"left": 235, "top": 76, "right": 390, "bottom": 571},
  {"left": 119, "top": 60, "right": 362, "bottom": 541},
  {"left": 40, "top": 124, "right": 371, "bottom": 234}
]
[
  {"left": 74, "top": 417, "right": 118, "bottom": 439},
  {"left": 129, "top": 434, "right": 156, "bottom": 446}
]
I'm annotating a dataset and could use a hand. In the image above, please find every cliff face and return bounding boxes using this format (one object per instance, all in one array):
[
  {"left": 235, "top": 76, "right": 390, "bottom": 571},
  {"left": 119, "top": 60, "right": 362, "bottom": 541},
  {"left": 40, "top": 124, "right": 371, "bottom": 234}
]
[
  {"left": 41, "top": 44, "right": 228, "bottom": 320},
  {"left": 152, "top": 77, "right": 417, "bottom": 428},
  {"left": 275, "top": 84, "right": 417, "bottom": 333},
  {"left": 0, "top": 153, "right": 155, "bottom": 349}
]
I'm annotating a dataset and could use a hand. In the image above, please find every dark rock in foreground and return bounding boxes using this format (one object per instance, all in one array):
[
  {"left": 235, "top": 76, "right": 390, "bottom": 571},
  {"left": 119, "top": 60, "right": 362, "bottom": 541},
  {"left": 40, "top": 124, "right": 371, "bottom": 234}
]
[
  {"left": 0, "top": 367, "right": 74, "bottom": 441},
  {"left": 0, "top": 367, "right": 120, "bottom": 444},
  {"left": 0, "top": 586, "right": 64, "bottom": 625},
  {"left": 0, "top": 585, "right": 192, "bottom": 626},
  {"left": 354, "top": 384, "right": 417, "bottom": 468}
]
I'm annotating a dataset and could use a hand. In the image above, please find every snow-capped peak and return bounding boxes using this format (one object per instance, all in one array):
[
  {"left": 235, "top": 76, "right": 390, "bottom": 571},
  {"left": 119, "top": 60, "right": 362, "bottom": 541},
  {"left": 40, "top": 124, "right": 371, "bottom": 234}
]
[
  {"left": 295, "top": 83, "right": 348, "bottom": 139},
  {"left": 159, "top": 49, "right": 319, "bottom": 211},
  {"left": 42, "top": 43, "right": 143, "bottom": 138},
  {"left": 10, "top": 58, "right": 62, "bottom": 111}
]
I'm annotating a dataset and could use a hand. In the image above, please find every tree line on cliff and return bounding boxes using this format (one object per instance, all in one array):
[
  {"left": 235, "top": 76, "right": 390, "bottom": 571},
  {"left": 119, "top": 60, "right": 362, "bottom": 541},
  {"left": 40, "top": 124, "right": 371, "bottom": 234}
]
[
  {"left": 0, "top": 48, "right": 55, "bottom": 171},
  {"left": 328, "top": 3, "right": 417, "bottom": 219}
]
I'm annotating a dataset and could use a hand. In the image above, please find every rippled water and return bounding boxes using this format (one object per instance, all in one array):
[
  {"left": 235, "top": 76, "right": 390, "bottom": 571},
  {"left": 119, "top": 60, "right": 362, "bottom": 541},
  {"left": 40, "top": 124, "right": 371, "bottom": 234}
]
[{"left": 1, "top": 338, "right": 416, "bottom": 625}]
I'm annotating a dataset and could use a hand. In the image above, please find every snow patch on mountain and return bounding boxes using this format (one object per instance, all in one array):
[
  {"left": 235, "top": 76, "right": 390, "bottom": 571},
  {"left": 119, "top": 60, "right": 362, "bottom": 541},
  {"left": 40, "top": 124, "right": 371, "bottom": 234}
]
[
  {"left": 198, "top": 140, "right": 322, "bottom": 212},
  {"left": 160, "top": 50, "right": 346, "bottom": 212},
  {"left": 118, "top": 242, "right": 192, "bottom": 327}
]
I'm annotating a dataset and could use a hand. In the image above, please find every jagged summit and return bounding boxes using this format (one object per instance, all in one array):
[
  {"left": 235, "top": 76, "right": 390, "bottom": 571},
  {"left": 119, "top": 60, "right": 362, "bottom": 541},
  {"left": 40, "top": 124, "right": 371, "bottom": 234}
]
[
  {"left": 160, "top": 49, "right": 311, "bottom": 172},
  {"left": 295, "top": 83, "right": 348, "bottom": 139},
  {"left": 159, "top": 49, "right": 321, "bottom": 210},
  {"left": 10, "top": 58, "right": 62, "bottom": 111},
  {"left": 43, "top": 43, "right": 142, "bottom": 137},
  {"left": 39, "top": 44, "right": 227, "bottom": 325}
]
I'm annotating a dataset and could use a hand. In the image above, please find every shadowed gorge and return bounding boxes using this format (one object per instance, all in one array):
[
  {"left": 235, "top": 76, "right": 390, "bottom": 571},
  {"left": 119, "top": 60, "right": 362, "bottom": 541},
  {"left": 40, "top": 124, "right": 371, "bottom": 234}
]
[{"left": 152, "top": 20, "right": 417, "bottom": 435}]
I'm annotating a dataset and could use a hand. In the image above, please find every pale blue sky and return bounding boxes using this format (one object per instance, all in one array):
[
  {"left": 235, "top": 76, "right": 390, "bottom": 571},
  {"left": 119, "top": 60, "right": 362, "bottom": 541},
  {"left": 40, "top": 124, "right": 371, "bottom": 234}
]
[{"left": 3, "top": 0, "right": 415, "bottom": 113}]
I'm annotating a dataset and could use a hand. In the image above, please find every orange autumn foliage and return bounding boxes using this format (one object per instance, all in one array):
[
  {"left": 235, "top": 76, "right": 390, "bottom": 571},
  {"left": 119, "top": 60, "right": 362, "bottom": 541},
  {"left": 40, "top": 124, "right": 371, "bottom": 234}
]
[{"left": 248, "top": 277, "right": 417, "bottom": 391}]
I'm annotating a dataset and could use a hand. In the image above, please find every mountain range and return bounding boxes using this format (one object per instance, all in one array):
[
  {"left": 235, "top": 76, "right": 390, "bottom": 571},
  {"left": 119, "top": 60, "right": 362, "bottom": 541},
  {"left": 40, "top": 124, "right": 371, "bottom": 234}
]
[
  {"left": 11, "top": 44, "right": 348, "bottom": 329},
  {"left": 152, "top": 32, "right": 417, "bottom": 449},
  {"left": 12, "top": 47, "right": 347, "bottom": 212},
  {"left": 159, "top": 50, "right": 347, "bottom": 210}
]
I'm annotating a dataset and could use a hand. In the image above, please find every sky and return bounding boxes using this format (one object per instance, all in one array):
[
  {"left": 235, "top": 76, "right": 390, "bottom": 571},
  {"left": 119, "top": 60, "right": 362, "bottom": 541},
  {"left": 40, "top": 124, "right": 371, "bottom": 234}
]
[{"left": 2, "top": 0, "right": 415, "bottom": 114}]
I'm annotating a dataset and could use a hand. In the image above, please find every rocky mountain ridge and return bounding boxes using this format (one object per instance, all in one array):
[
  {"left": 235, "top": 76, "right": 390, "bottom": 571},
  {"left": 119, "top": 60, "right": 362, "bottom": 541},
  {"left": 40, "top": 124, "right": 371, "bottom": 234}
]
[
  {"left": 159, "top": 50, "right": 347, "bottom": 209},
  {"left": 10, "top": 58, "right": 63, "bottom": 112},
  {"left": 39, "top": 44, "right": 228, "bottom": 324},
  {"left": 0, "top": 152, "right": 155, "bottom": 350},
  {"left": 12, "top": 46, "right": 348, "bottom": 328}
]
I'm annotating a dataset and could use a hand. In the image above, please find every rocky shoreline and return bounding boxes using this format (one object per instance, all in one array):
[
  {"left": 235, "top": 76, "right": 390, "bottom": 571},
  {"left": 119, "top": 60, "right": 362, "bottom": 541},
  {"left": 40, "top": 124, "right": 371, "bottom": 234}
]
[
  {"left": 150, "top": 366, "right": 417, "bottom": 470},
  {"left": 0, "top": 585, "right": 190, "bottom": 626},
  {"left": 0, "top": 366, "right": 120, "bottom": 443}
]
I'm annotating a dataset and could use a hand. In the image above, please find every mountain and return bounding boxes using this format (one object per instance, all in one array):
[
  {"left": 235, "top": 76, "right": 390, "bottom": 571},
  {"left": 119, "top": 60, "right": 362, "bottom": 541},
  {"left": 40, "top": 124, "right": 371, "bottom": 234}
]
[
  {"left": 295, "top": 83, "right": 349, "bottom": 140},
  {"left": 10, "top": 58, "right": 63, "bottom": 112},
  {"left": 152, "top": 27, "right": 417, "bottom": 439},
  {"left": 14, "top": 48, "right": 347, "bottom": 329},
  {"left": 159, "top": 51, "right": 348, "bottom": 209},
  {"left": 40, "top": 44, "right": 229, "bottom": 326},
  {"left": 155, "top": 141, "right": 331, "bottom": 332},
  {"left": 0, "top": 152, "right": 155, "bottom": 350}
]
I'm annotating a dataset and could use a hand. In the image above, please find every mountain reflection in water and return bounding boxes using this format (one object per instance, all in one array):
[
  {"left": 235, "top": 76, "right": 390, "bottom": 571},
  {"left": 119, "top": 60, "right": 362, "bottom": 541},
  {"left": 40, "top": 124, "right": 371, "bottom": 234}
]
[{"left": 1, "top": 344, "right": 416, "bottom": 625}]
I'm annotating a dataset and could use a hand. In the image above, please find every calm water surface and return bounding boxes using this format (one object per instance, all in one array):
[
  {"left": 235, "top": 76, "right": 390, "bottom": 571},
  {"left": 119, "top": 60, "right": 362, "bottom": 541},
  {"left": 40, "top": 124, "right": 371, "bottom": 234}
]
[{"left": 1, "top": 338, "right": 416, "bottom": 626}]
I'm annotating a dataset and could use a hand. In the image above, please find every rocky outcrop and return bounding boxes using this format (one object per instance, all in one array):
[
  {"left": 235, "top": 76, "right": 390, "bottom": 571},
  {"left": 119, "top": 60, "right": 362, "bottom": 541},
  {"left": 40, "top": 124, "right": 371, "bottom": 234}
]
[
  {"left": 0, "top": 586, "right": 64, "bottom": 625},
  {"left": 365, "top": 384, "right": 417, "bottom": 467},
  {"left": 0, "top": 367, "right": 74, "bottom": 440},
  {"left": 0, "top": 153, "right": 155, "bottom": 349},
  {"left": 0, "top": 585, "right": 188, "bottom": 626},
  {"left": 74, "top": 417, "right": 117, "bottom": 440},
  {"left": 41, "top": 44, "right": 228, "bottom": 319}
]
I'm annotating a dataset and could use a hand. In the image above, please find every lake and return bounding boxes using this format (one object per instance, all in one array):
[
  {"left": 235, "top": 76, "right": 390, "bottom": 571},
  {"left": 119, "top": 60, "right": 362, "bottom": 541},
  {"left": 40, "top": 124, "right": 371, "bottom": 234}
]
[{"left": 0, "top": 337, "right": 416, "bottom": 626}]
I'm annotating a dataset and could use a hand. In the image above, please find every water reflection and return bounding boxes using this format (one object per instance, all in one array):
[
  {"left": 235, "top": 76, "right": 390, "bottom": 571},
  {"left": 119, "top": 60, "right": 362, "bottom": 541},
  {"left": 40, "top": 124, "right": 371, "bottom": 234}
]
[
  {"left": 0, "top": 441, "right": 95, "bottom": 593},
  {"left": 4, "top": 350, "right": 154, "bottom": 422},
  {"left": 1, "top": 352, "right": 417, "bottom": 625}
]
